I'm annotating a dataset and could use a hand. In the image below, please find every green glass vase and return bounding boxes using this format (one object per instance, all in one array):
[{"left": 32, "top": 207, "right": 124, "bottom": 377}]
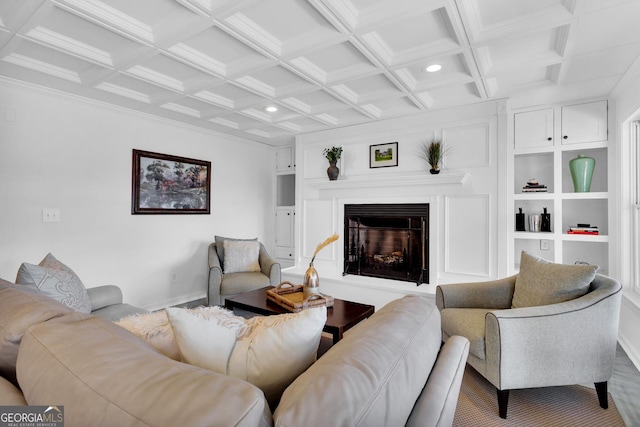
[{"left": 569, "top": 155, "right": 595, "bottom": 192}]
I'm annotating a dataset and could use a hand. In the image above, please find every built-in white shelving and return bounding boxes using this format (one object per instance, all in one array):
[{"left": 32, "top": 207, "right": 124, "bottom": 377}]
[
  {"left": 510, "top": 99, "right": 610, "bottom": 274},
  {"left": 274, "top": 146, "right": 296, "bottom": 267}
]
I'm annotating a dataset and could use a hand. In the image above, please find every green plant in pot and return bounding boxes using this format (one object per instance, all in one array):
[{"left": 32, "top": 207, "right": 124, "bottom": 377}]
[
  {"left": 420, "top": 141, "right": 449, "bottom": 174},
  {"left": 323, "top": 146, "right": 343, "bottom": 180}
]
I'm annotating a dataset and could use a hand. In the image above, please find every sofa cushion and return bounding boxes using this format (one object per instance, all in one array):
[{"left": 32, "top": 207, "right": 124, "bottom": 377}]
[
  {"left": 17, "top": 312, "right": 272, "bottom": 427},
  {"left": 274, "top": 295, "right": 441, "bottom": 427},
  {"left": 223, "top": 240, "right": 261, "bottom": 274},
  {"left": 0, "top": 376, "right": 27, "bottom": 405},
  {"left": 167, "top": 306, "right": 326, "bottom": 409},
  {"left": 440, "top": 308, "right": 490, "bottom": 360},
  {"left": 512, "top": 251, "right": 598, "bottom": 308},
  {"left": 0, "top": 279, "right": 73, "bottom": 385},
  {"left": 15, "top": 253, "right": 91, "bottom": 313},
  {"left": 220, "top": 272, "right": 271, "bottom": 296}
]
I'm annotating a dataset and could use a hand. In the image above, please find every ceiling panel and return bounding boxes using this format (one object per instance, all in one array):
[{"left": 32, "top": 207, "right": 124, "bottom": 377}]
[
  {"left": 289, "top": 41, "right": 377, "bottom": 84},
  {"left": 0, "top": 0, "right": 639, "bottom": 146}
]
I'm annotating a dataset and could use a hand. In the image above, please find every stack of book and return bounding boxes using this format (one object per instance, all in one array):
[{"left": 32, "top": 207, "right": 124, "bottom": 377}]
[
  {"left": 567, "top": 224, "right": 599, "bottom": 235},
  {"left": 522, "top": 179, "right": 547, "bottom": 193}
]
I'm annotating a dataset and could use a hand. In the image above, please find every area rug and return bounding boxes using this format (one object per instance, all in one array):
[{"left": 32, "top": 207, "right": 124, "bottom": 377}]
[{"left": 453, "top": 366, "right": 625, "bottom": 426}]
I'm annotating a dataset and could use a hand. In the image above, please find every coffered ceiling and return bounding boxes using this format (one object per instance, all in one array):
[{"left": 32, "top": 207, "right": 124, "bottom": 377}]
[{"left": 1, "top": 0, "right": 639, "bottom": 146}]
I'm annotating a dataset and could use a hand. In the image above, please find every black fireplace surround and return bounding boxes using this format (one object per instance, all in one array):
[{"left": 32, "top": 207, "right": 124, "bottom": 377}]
[{"left": 343, "top": 203, "right": 429, "bottom": 285}]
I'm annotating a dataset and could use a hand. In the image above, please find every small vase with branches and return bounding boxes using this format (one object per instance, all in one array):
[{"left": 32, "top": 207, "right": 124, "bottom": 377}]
[{"left": 323, "top": 146, "right": 343, "bottom": 180}]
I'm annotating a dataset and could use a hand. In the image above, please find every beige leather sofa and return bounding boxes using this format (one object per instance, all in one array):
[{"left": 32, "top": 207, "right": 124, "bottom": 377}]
[{"left": 0, "top": 278, "right": 469, "bottom": 427}]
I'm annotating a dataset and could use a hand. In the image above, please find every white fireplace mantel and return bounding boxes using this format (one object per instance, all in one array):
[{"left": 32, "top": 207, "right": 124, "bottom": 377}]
[{"left": 308, "top": 171, "right": 469, "bottom": 190}]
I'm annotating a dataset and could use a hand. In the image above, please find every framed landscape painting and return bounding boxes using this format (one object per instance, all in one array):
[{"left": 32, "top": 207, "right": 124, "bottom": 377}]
[
  {"left": 370, "top": 142, "right": 398, "bottom": 168},
  {"left": 131, "top": 149, "right": 211, "bottom": 214}
]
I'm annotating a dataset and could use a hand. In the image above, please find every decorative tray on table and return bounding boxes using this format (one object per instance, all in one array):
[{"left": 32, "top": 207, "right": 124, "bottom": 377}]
[{"left": 266, "top": 281, "right": 334, "bottom": 313}]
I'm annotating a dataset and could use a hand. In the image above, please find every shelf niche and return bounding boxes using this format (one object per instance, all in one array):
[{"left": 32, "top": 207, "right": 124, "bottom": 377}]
[
  {"left": 561, "top": 148, "right": 607, "bottom": 194},
  {"left": 514, "top": 152, "right": 554, "bottom": 194}
]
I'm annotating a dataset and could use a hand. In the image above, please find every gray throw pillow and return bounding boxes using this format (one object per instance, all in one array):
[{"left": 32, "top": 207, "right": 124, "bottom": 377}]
[
  {"left": 16, "top": 253, "right": 92, "bottom": 314},
  {"left": 223, "top": 240, "right": 261, "bottom": 274},
  {"left": 214, "top": 236, "right": 258, "bottom": 270},
  {"left": 511, "top": 251, "right": 598, "bottom": 308}
]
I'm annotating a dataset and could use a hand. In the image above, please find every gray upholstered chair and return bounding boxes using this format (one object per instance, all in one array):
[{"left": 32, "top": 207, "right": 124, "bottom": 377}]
[
  {"left": 436, "top": 252, "right": 622, "bottom": 419},
  {"left": 207, "top": 236, "right": 281, "bottom": 306}
]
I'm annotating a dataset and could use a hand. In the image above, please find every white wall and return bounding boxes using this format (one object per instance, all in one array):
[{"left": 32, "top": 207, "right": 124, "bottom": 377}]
[
  {"left": 287, "top": 101, "right": 507, "bottom": 306},
  {"left": 0, "top": 80, "right": 274, "bottom": 310}
]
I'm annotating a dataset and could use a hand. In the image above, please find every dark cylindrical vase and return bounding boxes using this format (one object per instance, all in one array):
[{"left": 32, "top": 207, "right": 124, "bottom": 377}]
[
  {"left": 541, "top": 207, "right": 551, "bottom": 232},
  {"left": 516, "top": 208, "right": 526, "bottom": 231}
]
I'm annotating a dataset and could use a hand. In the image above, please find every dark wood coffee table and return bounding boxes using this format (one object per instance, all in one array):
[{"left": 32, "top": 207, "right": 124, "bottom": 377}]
[{"left": 224, "top": 287, "right": 375, "bottom": 344}]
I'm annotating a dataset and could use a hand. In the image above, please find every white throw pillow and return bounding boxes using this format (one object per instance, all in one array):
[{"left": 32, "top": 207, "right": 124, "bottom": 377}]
[
  {"left": 165, "top": 307, "right": 240, "bottom": 374},
  {"left": 166, "top": 305, "right": 327, "bottom": 409},
  {"left": 230, "top": 307, "right": 327, "bottom": 408},
  {"left": 15, "top": 253, "right": 92, "bottom": 314},
  {"left": 223, "top": 240, "right": 261, "bottom": 274}
]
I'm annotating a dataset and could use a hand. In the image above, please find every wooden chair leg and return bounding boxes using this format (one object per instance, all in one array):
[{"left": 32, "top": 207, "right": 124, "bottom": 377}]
[
  {"left": 497, "top": 389, "right": 510, "bottom": 419},
  {"left": 595, "top": 381, "right": 608, "bottom": 409}
]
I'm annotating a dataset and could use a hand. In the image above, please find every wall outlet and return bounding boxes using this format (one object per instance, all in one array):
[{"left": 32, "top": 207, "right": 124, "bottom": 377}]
[
  {"left": 171, "top": 271, "right": 177, "bottom": 284},
  {"left": 42, "top": 208, "right": 60, "bottom": 222},
  {"left": 540, "top": 239, "right": 550, "bottom": 250}
]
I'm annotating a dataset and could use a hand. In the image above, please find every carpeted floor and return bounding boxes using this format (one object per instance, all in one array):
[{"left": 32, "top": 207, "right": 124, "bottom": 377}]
[{"left": 453, "top": 366, "right": 625, "bottom": 427}]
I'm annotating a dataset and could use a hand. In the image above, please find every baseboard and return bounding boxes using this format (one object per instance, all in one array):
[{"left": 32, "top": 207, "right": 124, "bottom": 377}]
[
  {"left": 618, "top": 336, "right": 640, "bottom": 373},
  {"left": 619, "top": 294, "right": 640, "bottom": 372},
  {"left": 143, "top": 291, "right": 207, "bottom": 311}
]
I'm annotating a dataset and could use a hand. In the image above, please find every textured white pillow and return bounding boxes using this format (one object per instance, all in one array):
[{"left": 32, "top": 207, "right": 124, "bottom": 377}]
[
  {"left": 16, "top": 253, "right": 91, "bottom": 314},
  {"left": 165, "top": 307, "right": 240, "bottom": 374},
  {"left": 115, "top": 310, "right": 181, "bottom": 360},
  {"left": 223, "top": 240, "right": 261, "bottom": 274},
  {"left": 167, "top": 305, "right": 327, "bottom": 409},
  {"left": 230, "top": 307, "right": 327, "bottom": 408}
]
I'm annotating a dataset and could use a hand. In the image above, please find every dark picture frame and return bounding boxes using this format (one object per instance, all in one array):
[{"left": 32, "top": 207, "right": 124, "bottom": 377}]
[
  {"left": 132, "top": 149, "right": 211, "bottom": 214},
  {"left": 370, "top": 142, "right": 398, "bottom": 168}
]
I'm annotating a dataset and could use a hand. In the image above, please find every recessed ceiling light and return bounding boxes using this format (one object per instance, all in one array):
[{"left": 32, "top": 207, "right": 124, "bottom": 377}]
[
  {"left": 265, "top": 105, "right": 278, "bottom": 113},
  {"left": 424, "top": 64, "right": 442, "bottom": 73}
]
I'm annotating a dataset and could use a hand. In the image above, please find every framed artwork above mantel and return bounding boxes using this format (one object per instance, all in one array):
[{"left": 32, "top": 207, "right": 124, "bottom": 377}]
[
  {"left": 370, "top": 142, "right": 398, "bottom": 168},
  {"left": 131, "top": 149, "right": 211, "bottom": 214}
]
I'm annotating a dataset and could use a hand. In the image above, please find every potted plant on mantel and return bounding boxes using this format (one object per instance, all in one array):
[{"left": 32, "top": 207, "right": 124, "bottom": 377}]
[
  {"left": 420, "top": 141, "right": 449, "bottom": 174},
  {"left": 323, "top": 146, "right": 343, "bottom": 180}
]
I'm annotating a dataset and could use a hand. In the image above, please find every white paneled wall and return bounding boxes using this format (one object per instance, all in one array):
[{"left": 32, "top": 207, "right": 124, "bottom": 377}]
[
  {"left": 445, "top": 195, "right": 492, "bottom": 277},
  {"left": 290, "top": 101, "right": 507, "bottom": 298}
]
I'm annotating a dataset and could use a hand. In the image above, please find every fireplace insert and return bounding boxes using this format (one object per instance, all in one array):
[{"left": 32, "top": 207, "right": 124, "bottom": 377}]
[{"left": 343, "top": 204, "right": 429, "bottom": 285}]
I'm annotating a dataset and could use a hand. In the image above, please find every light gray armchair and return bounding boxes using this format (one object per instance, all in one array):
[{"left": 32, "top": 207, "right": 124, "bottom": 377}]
[
  {"left": 436, "top": 272, "right": 622, "bottom": 419},
  {"left": 207, "top": 237, "right": 281, "bottom": 306}
]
